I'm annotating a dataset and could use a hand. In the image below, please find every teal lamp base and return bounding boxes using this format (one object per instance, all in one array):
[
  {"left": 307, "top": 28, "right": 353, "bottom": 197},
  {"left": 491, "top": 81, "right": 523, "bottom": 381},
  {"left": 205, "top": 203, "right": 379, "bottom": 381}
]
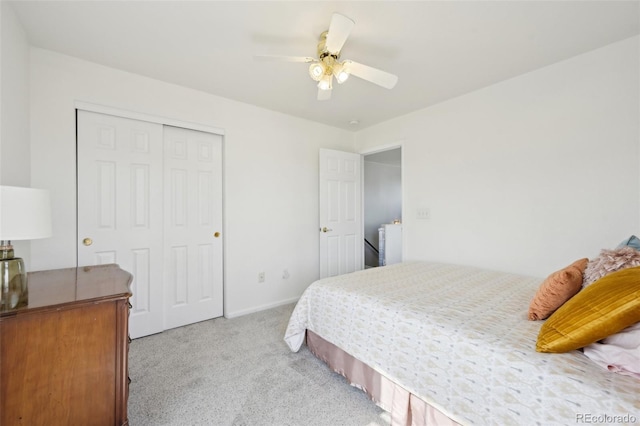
[{"left": 0, "top": 244, "right": 28, "bottom": 311}]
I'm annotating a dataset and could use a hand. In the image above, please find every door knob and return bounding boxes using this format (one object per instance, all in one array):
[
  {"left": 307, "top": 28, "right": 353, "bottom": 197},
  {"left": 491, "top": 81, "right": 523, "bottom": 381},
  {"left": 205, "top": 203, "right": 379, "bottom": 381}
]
[
  {"left": 321, "top": 227, "right": 333, "bottom": 233},
  {"left": 214, "top": 232, "right": 220, "bottom": 238},
  {"left": 82, "top": 238, "right": 93, "bottom": 246}
]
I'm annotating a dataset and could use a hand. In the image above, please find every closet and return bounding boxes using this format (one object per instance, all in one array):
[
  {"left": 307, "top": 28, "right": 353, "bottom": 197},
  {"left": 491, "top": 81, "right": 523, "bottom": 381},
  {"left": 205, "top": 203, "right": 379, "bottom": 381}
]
[{"left": 77, "top": 110, "right": 223, "bottom": 338}]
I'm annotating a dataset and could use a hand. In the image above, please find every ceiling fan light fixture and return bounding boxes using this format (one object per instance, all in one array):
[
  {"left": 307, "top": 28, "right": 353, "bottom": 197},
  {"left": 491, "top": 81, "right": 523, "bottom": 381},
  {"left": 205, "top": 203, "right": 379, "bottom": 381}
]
[
  {"left": 309, "top": 62, "right": 325, "bottom": 81},
  {"left": 333, "top": 62, "right": 350, "bottom": 84},
  {"left": 336, "top": 70, "right": 350, "bottom": 84},
  {"left": 257, "top": 13, "right": 398, "bottom": 100},
  {"left": 318, "top": 75, "right": 333, "bottom": 91}
]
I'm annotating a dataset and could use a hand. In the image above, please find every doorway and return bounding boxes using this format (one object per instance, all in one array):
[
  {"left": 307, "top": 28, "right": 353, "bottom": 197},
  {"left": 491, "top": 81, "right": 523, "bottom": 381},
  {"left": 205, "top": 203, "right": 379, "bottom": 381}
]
[{"left": 363, "top": 148, "right": 402, "bottom": 268}]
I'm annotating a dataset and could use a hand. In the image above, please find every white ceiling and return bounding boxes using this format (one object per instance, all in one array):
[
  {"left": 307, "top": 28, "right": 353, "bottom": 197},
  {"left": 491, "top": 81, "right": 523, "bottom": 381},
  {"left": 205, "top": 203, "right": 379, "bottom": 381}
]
[{"left": 9, "top": 1, "right": 640, "bottom": 131}]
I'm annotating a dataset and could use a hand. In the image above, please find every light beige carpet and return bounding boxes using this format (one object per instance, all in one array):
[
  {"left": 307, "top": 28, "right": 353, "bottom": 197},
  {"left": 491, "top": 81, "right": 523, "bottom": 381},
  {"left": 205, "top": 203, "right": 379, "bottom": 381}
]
[{"left": 127, "top": 303, "right": 391, "bottom": 426}]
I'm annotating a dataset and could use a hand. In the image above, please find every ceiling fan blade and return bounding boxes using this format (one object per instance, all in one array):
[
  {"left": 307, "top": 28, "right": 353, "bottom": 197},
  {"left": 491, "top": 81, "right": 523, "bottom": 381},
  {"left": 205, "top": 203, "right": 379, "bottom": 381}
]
[
  {"left": 325, "top": 13, "right": 355, "bottom": 54},
  {"left": 253, "top": 55, "right": 314, "bottom": 63},
  {"left": 317, "top": 87, "right": 332, "bottom": 101},
  {"left": 345, "top": 61, "right": 398, "bottom": 89}
]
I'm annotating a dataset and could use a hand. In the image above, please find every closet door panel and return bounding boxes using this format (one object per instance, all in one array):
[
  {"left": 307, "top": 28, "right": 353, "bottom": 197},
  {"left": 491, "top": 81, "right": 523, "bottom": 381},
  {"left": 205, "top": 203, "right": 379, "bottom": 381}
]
[
  {"left": 163, "top": 126, "right": 223, "bottom": 330},
  {"left": 77, "top": 110, "right": 164, "bottom": 338}
]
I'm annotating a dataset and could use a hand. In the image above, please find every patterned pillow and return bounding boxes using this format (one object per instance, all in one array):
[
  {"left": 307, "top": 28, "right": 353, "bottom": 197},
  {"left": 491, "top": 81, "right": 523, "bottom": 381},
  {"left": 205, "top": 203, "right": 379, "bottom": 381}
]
[
  {"left": 583, "top": 246, "right": 640, "bottom": 287},
  {"left": 528, "top": 258, "right": 588, "bottom": 321},
  {"left": 536, "top": 266, "right": 640, "bottom": 353}
]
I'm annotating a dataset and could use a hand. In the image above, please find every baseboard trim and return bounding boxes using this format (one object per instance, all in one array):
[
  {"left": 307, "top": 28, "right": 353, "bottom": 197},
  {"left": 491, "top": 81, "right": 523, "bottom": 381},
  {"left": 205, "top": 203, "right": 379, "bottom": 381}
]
[{"left": 224, "top": 296, "right": 300, "bottom": 319}]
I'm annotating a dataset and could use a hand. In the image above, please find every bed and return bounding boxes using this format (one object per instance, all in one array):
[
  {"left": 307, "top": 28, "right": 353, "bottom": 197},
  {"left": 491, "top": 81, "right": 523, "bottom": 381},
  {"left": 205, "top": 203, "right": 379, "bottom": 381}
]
[{"left": 284, "top": 262, "right": 640, "bottom": 426}]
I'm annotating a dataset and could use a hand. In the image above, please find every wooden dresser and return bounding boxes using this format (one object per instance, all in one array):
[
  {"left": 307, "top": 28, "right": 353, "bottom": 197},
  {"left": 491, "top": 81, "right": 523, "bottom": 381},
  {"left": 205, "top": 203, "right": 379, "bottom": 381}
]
[{"left": 0, "top": 264, "right": 133, "bottom": 426}]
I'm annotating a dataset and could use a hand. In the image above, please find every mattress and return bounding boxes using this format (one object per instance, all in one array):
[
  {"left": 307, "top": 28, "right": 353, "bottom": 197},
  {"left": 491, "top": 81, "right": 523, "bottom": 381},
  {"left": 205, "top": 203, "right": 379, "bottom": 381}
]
[{"left": 284, "top": 262, "right": 640, "bottom": 425}]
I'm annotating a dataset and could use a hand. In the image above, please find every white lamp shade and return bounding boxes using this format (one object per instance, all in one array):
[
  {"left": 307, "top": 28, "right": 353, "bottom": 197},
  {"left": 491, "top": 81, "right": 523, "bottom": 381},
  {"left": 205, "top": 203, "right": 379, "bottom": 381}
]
[
  {"left": 308, "top": 62, "right": 325, "bottom": 81},
  {"left": 332, "top": 62, "right": 350, "bottom": 84},
  {"left": 0, "top": 186, "right": 52, "bottom": 241},
  {"left": 318, "top": 74, "right": 333, "bottom": 91}
]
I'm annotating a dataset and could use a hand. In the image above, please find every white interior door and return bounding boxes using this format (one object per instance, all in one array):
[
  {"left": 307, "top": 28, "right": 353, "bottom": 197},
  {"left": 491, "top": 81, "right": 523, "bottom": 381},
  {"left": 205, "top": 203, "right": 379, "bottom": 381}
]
[
  {"left": 163, "top": 126, "right": 223, "bottom": 330},
  {"left": 77, "top": 110, "right": 164, "bottom": 338},
  {"left": 319, "top": 148, "right": 362, "bottom": 278}
]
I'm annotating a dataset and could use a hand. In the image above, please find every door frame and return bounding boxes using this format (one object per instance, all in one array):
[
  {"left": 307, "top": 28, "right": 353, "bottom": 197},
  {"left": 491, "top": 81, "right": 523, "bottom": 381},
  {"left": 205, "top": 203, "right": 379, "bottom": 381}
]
[
  {"left": 75, "top": 101, "right": 225, "bottom": 135},
  {"left": 74, "top": 101, "right": 228, "bottom": 316},
  {"left": 359, "top": 141, "right": 405, "bottom": 268}
]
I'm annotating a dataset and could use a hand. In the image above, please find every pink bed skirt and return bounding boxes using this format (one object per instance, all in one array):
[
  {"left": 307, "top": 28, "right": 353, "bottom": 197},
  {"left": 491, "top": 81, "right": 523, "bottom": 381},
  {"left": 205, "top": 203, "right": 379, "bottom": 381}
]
[{"left": 306, "top": 330, "right": 462, "bottom": 426}]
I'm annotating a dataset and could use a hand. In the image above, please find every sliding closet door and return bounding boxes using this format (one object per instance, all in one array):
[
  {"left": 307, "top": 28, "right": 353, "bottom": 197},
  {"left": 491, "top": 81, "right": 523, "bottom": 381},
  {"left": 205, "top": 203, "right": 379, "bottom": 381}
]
[
  {"left": 78, "top": 111, "right": 224, "bottom": 338},
  {"left": 163, "top": 126, "right": 223, "bottom": 330},
  {"left": 77, "top": 110, "right": 164, "bottom": 338}
]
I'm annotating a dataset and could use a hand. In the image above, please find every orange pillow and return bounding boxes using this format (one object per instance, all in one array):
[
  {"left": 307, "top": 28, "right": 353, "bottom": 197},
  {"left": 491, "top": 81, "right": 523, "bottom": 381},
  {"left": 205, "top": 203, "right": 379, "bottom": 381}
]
[{"left": 528, "top": 258, "right": 588, "bottom": 321}]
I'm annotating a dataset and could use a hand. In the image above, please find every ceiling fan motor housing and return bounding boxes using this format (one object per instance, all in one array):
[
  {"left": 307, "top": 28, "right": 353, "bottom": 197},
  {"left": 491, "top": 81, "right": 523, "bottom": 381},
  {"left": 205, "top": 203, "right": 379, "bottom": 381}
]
[{"left": 314, "top": 30, "right": 343, "bottom": 83}]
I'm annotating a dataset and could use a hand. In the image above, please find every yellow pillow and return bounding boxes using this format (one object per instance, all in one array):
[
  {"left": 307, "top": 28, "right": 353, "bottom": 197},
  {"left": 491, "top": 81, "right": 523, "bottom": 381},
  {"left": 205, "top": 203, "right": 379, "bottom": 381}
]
[{"left": 536, "top": 265, "right": 640, "bottom": 353}]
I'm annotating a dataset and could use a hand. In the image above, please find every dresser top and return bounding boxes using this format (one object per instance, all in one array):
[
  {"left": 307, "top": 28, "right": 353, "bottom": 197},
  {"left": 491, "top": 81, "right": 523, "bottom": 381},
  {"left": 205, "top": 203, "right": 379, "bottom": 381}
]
[{"left": 1, "top": 264, "right": 132, "bottom": 317}]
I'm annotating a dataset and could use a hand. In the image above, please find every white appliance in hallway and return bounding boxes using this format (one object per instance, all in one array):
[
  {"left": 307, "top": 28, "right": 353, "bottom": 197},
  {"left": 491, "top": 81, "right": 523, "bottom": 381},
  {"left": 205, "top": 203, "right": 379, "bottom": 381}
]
[{"left": 378, "top": 223, "right": 402, "bottom": 266}]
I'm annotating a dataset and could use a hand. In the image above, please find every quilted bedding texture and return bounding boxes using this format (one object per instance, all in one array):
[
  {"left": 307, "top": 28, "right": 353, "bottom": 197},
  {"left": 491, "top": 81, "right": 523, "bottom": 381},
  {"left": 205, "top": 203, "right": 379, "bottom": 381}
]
[{"left": 284, "top": 262, "right": 640, "bottom": 426}]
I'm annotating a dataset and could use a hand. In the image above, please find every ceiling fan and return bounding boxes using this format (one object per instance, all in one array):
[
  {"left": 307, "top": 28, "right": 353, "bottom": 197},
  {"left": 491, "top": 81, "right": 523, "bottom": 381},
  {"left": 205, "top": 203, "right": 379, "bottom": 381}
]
[{"left": 255, "top": 13, "right": 398, "bottom": 101}]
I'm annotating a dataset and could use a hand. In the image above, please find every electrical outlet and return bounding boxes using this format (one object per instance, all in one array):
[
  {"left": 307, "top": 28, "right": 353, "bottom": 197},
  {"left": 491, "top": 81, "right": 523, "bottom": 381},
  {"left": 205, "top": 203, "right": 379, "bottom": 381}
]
[{"left": 258, "top": 272, "right": 265, "bottom": 283}]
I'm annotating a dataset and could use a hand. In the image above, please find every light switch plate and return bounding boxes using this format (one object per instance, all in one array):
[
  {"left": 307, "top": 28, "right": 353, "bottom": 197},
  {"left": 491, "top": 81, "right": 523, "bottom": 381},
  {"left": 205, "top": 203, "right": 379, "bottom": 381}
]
[{"left": 417, "top": 207, "right": 431, "bottom": 220}]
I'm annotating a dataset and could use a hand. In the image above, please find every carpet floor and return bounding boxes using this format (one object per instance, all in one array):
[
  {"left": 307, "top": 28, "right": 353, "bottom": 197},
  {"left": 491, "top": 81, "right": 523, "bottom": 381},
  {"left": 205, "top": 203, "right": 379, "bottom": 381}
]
[{"left": 127, "top": 303, "right": 391, "bottom": 426}]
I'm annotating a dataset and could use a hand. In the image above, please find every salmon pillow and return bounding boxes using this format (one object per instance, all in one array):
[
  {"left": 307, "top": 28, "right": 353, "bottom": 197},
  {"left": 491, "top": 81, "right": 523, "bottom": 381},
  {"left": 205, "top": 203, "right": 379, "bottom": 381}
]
[{"left": 528, "top": 258, "right": 588, "bottom": 321}]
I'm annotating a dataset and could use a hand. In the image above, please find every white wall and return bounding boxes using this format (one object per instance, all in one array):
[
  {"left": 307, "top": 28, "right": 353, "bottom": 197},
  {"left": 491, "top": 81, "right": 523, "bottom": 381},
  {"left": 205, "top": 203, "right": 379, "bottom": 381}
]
[
  {"left": 16, "top": 27, "right": 640, "bottom": 314},
  {"left": 1, "top": 2, "right": 31, "bottom": 265},
  {"left": 355, "top": 36, "right": 640, "bottom": 278},
  {"left": 363, "top": 160, "right": 402, "bottom": 266},
  {"left": 28, "top": 48, "right": 354, "bottom": 317},
  {"left": 0, "top": 2, "right": 30, "bottom": 186}
]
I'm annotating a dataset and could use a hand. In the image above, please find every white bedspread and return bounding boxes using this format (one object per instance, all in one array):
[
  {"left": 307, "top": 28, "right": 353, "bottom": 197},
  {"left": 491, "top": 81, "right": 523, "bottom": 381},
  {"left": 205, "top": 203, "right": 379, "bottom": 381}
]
[{"left": 284, "top": 262, "right": 640, "bottom": 426}]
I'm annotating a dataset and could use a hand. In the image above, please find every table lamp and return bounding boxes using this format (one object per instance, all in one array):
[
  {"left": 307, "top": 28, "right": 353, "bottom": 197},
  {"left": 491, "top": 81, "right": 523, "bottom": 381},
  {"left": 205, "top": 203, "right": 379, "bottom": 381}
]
[{"left": 0, "top": 186, "right": 52, "bottom": 310}]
